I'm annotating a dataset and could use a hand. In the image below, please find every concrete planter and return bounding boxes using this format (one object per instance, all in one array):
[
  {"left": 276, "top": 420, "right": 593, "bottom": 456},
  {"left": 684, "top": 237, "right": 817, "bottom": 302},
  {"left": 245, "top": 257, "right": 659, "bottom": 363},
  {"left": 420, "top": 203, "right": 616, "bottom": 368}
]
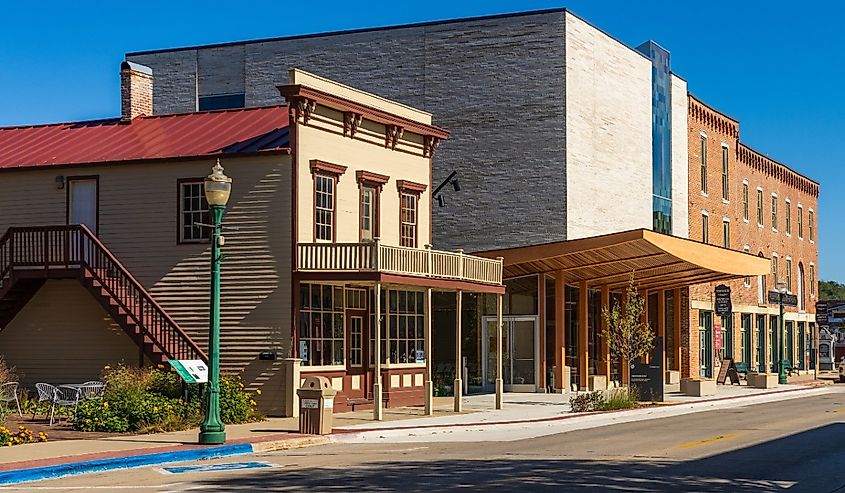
[
  {"left": 747, "top": 372, "right": 778, "bottom": 388},
  {"left": 681, "top": 378, "right": 716, "bottom": 396}
]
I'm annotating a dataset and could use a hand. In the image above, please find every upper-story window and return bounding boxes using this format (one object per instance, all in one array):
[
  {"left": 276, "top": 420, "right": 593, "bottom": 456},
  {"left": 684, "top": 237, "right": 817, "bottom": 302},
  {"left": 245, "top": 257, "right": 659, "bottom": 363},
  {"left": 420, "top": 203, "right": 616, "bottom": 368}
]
[
  {"left": 179, "top": 180, "right": 210, "bottom": 243},
  {"left": 722, "top": 218, "right": 730, "bottom": 248},
  {"left": 809, "top": 209, "right": 815, "bottom": 242},
  {"left": 721, "top": 145, "right": 729, "bottom": 200},
  {"left": 756, "top": 189, "right": 763, "bottom": 226},
  {"left": 810, "top": 264, "right": 816, "bottom": 297},
  {"left": 742, "top": 182, "right": 749, "bottom": 222},
  {"left": 700, "top": 135, "right": 708, "bottom": 194},
  {"left": 356, "top": 171, "right": 389, "bottom": 242},
  {"left": 397, "top": 180, "right": 427, "bottom": 248},
  {"left": 315, "top": 175, "right": 335, "bottom": 241},
  {"left": 701, "top": 212, "right": 709, "bottom": 244},
  {"left": 772, "top": 254, "right": 779, "bottom": 288},
  {"left": 785, "top": 257, "right": 793, "bottom": 292},
  {"left": 310, "top": 160, "right": 348, "bottom": 242},
  {"left": 785, "top": 199, "right": 792, "bottom": 235},
  {"left": 798, "top": 205, "right": 804, "bottom": 239},
  {"left": 771, "top": 194, "right": 778, "bottom": 231}
]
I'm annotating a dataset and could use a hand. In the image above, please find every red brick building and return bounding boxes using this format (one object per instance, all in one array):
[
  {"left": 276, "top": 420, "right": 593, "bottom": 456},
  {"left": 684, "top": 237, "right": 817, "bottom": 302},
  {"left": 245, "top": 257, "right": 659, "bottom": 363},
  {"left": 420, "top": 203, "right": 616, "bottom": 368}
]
[{"left": 685, "top": 94, "right": 819, "bottom": 379}]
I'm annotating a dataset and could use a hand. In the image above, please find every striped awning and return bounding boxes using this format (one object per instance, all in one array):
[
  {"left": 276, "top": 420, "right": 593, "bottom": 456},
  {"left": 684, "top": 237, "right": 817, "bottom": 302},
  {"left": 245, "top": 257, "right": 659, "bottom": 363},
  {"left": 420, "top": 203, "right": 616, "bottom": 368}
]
[{"left": 474, "top": 229, "right": 770, "bottom": 291}]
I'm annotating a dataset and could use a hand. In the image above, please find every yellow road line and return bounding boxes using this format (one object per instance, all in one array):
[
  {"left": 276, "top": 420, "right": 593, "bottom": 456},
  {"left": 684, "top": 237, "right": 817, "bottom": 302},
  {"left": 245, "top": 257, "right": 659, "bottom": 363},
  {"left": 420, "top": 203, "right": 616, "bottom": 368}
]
[{"left": 678, "top": 433, "right": 738, "bottom": 449}]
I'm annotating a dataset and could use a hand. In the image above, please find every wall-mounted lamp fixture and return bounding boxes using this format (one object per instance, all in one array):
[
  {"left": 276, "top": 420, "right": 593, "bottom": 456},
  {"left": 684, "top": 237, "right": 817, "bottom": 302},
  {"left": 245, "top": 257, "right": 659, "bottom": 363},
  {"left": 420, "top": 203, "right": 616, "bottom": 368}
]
[
  {"left": 55, "top": 176, "right": 65, "bottom": 190},
  {"left": 432, "top": 171, "right": 460, "bottom": 208}
]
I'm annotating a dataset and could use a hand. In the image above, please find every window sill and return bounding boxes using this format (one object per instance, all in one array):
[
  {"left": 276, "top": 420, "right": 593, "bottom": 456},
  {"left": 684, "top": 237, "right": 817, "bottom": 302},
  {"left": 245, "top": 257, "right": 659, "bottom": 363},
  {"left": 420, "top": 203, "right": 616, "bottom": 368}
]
[
  {"left": 772, "top": 228, "right": 778, "bottom": 233},
  {"left": 722, "top": 199, "right": 730, "bottom": 205},
  {"left": 757, "top": 223, "right": 764, "bottom": 229},
  {"left": 743, "top": 219, "right": 749, "bottom": 224},
  {"left": 701, "top": 192, "right": 709, "bottom": 197}
]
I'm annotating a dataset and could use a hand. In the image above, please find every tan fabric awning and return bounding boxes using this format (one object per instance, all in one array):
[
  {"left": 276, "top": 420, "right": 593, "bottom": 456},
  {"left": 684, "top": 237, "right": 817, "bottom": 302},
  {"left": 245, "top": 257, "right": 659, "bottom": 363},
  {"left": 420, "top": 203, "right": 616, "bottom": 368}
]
[{"left": 475, "top": 229, "right": 770, "bottom": 291}]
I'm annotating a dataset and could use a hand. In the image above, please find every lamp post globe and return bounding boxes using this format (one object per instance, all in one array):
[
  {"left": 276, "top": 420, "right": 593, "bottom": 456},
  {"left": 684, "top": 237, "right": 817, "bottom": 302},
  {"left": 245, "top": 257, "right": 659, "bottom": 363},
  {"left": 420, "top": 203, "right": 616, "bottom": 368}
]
[{"left": 199, "top": 159, "right": 231, "bottom": 445}]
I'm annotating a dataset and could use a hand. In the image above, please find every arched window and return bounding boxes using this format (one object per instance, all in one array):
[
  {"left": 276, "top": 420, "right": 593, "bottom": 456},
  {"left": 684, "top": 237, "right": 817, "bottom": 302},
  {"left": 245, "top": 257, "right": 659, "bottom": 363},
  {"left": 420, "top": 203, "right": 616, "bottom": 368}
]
[{"left": 798, "top": 263, "right": 806, "bottom": 311}]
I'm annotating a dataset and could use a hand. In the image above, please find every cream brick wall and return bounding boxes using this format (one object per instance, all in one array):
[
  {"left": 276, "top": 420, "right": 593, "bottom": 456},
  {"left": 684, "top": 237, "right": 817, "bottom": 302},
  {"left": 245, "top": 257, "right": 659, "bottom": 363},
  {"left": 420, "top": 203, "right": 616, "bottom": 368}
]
[
  {"left": 564, "top": 12, "right": 652, "bottom": 239},
  {"left": 670, "top": 75, "right": 690, "bottom": 238}
]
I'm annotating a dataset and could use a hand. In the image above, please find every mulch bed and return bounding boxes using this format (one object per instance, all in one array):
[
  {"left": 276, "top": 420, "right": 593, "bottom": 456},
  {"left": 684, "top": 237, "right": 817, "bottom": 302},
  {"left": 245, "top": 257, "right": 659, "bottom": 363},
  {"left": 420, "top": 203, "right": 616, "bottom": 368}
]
[{"left": 4, "top": 415, "right": 123, "bottom": 441}]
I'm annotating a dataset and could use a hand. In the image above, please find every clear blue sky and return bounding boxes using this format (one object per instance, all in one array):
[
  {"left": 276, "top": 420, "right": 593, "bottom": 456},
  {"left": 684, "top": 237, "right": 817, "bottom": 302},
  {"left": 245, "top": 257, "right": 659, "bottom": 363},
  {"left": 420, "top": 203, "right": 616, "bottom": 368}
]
[{"left": 1, "top": 1, "right": 841, "bottom": 280}]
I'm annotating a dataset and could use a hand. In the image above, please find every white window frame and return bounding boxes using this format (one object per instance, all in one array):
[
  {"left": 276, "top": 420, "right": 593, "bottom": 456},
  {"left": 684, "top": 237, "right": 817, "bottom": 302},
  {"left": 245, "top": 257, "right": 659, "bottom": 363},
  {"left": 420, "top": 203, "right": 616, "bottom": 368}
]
[
  {"left": 785, "top": 198, "right": 792, "bottom": 236},
  {"left": 722, "top": 217, "right": 730, "bottom": 249},
  {"left": 700, "top": 134, "right": 708, "bottom": 195},
  {"left": 742, "top": 180, "right": 749, "bottom": 223},
  {"left": 400, "top": 192, "right": 418, "bottom": 248},
  {"left": 743, "top": 245, "right": 751, "bottom": 287},
  {"left": 810, "top": 263, "right": 816, "bottom": 298},
  {"left": 756, "top": 187, "right": 764, "bottom": 228},
  {"left": 809, "top": 208, "right": 815, "bottom": 243},
  {"left": 179, "top": 180, "right": 210, "bottom": 243},
  {"left": 797, "top": 204, "right": 804, "bottom": 240},
  {"left": 785, "top": 256, "right": 793, "bottom": 293},
  {"left": 315, "top": 174, "right": 336, "bottom": 242},
  {"left": 721, "top": 144, "right": 729, "bottom": 202},
  {"left": 701, "top": 210, "right": 709, "bottom": 244},
  {"left": 771, "top": 193, "right": 778, "bottom": 232}
]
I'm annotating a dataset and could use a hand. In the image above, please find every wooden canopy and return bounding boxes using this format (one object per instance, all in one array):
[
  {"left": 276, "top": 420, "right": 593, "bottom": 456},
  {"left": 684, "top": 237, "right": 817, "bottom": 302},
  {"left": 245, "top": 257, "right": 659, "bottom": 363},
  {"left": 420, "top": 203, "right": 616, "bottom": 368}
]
[{"left": 475, "top": 229, "right": 771, "bottom": 291}]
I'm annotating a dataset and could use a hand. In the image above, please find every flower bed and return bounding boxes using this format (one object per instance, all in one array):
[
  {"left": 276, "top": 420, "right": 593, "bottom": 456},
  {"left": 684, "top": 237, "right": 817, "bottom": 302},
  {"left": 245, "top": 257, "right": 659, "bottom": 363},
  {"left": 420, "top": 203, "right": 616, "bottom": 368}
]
[{"left": 0, "top": 425, "right": 47, "bottom": 446}]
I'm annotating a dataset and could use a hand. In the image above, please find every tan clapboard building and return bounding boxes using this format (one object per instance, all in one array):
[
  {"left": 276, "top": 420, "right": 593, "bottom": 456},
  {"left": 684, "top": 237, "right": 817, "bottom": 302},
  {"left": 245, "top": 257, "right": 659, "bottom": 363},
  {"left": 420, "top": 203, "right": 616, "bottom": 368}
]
[{"left": 0, "top": 65, "right": 503, "bottom": 416}]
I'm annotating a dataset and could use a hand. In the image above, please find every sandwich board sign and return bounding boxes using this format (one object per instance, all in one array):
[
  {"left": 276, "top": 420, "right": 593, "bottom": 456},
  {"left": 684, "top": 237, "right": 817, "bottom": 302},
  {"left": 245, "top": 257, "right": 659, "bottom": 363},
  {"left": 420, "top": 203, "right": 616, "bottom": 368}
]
[{"left": 169, "top": 360, "right": 208, "bottom": 384}]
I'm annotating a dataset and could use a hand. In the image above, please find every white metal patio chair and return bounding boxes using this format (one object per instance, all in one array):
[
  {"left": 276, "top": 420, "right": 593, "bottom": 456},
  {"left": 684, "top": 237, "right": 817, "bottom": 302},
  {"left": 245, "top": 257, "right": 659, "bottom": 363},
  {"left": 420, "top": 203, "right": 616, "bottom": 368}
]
[
  {"left": 78, "top": 381, "right": 105, "bottom": 400},
  {"left": 50, "top": 385, "right": 81, "bottom": 426},
  {"left": 0, "top": 382, "right": 22, "bottom": 417},
  {"left": 34, "top": 383, "right": 58, "bottom": 420}
]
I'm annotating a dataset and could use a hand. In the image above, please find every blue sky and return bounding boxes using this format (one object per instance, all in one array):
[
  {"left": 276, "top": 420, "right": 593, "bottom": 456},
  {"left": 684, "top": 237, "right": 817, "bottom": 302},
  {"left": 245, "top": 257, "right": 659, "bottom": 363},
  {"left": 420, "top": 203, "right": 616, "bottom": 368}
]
[{"left": 1, "top": 1, "right": 841, "bottom": 280}]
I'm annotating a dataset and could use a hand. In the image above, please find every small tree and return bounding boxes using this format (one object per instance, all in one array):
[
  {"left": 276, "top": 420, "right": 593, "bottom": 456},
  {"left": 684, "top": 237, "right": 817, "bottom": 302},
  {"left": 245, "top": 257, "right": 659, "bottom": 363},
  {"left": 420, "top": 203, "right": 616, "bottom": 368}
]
[{"left": 601, "top": 273, "right": 655, "bottom": 387}]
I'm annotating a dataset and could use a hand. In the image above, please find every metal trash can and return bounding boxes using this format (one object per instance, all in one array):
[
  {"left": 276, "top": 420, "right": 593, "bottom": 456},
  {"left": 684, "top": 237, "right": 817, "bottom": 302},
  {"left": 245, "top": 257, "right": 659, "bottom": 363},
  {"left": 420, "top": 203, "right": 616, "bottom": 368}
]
[{"left": 296, "top": 376, "right": 337, "bottom": 435}]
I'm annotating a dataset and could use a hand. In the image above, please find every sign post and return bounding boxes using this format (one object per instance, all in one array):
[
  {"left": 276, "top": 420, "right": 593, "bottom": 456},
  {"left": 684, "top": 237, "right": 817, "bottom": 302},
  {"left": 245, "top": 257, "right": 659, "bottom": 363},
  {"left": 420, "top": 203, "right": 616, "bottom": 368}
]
[{"left": 769, "top": 290, "right": 797, "bottom": 384}]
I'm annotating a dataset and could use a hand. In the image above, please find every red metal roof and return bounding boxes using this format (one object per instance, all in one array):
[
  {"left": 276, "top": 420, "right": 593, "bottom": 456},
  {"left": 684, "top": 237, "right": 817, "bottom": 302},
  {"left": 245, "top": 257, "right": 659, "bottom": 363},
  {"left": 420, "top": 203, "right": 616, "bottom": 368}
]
[{"left": 0, "top": 105, "right": 290, "bottom": 170}]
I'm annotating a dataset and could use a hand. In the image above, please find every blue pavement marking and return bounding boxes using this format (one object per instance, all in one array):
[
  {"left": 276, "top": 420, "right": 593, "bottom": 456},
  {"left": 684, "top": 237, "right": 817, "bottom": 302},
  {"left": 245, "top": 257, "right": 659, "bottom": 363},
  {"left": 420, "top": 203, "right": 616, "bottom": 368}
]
[
  {"left": 0, "top": 443, "right": 255, "bottom": 485},
  {"left": 159, "top": 461, "right": 274, "bottom": 474}
]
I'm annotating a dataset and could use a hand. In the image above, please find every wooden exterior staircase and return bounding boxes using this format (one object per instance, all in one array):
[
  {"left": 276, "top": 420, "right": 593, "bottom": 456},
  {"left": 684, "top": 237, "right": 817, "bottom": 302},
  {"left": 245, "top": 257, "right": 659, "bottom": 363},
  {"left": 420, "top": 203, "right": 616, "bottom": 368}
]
[{"left": 0, "top": 225, "right": 206, "bottom": 365}]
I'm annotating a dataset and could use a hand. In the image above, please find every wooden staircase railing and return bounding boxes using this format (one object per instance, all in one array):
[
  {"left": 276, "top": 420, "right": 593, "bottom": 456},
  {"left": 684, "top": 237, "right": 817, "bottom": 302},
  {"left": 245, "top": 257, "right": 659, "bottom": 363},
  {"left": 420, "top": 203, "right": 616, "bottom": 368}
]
[{"left": 0, "top": 225, "right": 207, "bottom": 363}]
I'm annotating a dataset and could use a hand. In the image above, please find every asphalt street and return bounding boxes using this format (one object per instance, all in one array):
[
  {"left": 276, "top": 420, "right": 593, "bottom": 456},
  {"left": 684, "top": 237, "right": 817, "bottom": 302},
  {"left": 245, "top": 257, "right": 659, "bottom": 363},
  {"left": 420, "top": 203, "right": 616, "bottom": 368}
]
[{"left": 8, "top": 386, "right": 845, "bottom": 492}]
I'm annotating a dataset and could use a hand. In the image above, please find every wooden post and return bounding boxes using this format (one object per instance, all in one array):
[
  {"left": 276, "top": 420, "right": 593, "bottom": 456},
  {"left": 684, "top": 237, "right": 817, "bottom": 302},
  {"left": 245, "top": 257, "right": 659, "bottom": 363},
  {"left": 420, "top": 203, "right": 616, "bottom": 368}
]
[
  {"left": 538, "top": 275, "right": 546, "bottom": 390},
  {"left": 373, "top": 282, "right": 383, "bottom": 420},
  {"left": 674, "top": 288, "right": 682, "bottom": 371},
  {"left": 621, "top": 288, "right": 630, "bottom": 385},
  {"left": 495, "top": 293, "right": 504, "bottom": 409},
  {"left": 454, "top": 290, "right": 463, "bottom": 413},
  {"left": 554, "top": 271, "right": 566, "bottom": 391},
  {"left": 578, "top": 280, "right": 588, "bottom": 390},
  {"left": 658, "top": 289, "right": 666, "bottom": 374},
  {"left": 424, "top": 287, "right": 433, "bottom": 415},
  {"left": 600, "top": 285, "right": 610, "bottom": 378}
]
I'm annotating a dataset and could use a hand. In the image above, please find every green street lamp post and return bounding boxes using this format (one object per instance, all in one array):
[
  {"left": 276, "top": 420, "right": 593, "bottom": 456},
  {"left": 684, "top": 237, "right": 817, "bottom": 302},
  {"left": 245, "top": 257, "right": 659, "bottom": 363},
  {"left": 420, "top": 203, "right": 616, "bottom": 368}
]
[
  {"left": 777, "top": 282, "right": 788, "bottom": 385},
  {"left": 199, "top": 160, "right": 232, "bottom": 445}
]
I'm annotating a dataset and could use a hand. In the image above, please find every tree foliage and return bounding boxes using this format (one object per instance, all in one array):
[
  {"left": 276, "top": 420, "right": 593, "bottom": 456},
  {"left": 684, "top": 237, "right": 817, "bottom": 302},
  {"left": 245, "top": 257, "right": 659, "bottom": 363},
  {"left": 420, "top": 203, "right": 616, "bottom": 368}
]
[
  {"left": 600, "top": 274, "right": 655, "bottom": 385},
  {"left": 819, "top": 280, "right": 845, "bottom": 301}
]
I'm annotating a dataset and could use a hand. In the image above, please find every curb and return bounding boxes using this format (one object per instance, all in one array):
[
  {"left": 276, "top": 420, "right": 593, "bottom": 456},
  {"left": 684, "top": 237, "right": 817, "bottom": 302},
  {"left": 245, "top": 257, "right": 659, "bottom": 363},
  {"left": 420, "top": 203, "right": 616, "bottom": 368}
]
[
  {"left": 333, "top": 384, "right": 828, "bottom": 434},
  {"left": 0, "top": 435, "right": 327, "bottom": 486}
]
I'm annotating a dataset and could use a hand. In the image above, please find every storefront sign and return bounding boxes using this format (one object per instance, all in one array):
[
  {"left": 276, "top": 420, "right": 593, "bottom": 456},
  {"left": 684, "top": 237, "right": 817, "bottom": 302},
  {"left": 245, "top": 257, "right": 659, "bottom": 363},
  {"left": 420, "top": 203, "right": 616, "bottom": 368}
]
[
  {"left": 415, "top": 350, "right": 425, "bottom": 364},
  {"left": 816, "top": 301, "right": 829, "bottom": 326},
  {"left": 768, "top": 290, "right": 798, "bottom": 306},
  {"left": 714, "top": 285, "right": 732, "bottom": 316},
  {"left": 714, "top": 324, "right": 722, "bottom": 352},
  {"left": 168, "top": 360, "right": 208, "bottom": 384},
  {"left": 630, "top": 336, "right": 664, "bottom": 402}
]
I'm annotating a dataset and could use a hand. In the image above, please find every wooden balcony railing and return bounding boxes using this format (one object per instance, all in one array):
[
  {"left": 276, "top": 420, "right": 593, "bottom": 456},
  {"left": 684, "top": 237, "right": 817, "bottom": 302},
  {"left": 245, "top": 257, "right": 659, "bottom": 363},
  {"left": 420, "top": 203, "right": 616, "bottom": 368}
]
[{"left": 297, "top": 240, "right": 503, "bottom": 285}]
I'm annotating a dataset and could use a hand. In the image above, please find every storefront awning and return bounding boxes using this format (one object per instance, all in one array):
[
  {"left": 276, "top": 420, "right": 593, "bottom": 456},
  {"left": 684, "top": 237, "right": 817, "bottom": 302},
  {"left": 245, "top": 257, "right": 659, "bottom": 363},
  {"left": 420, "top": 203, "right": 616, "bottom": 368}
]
[{"left": 475, "top": 229, "right": 770, "bottom": 291}]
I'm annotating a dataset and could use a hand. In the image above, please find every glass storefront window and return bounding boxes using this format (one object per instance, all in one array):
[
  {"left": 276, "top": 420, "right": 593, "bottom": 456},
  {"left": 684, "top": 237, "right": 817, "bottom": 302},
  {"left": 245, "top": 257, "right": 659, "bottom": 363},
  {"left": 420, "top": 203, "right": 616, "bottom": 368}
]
[{"left": 299, "top": 283, "right": 345, "bottom": 366}]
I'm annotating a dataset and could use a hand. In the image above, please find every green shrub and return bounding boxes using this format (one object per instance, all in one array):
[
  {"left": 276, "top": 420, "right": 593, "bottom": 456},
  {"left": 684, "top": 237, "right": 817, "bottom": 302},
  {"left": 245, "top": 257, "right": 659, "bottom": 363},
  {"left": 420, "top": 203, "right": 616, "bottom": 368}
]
[
  {"left": 569, "top": 391, "right": 605, "bottom": 413},
  {"left": 73, "top": 364, "right": 261, "bottom": 433},
  {"left": 597, "top": 388, "right": 639, "bottom": 411},
  {"left": 570, "top": 388, "right": 640, "bottom": 413}
]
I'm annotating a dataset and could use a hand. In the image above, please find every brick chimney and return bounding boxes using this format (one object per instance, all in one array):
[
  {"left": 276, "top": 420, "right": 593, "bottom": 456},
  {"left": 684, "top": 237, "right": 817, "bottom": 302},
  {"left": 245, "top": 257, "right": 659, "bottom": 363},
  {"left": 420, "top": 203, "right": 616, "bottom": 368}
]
[{"left": 120, "top": 61, "right": 153, "bottom": 122}]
